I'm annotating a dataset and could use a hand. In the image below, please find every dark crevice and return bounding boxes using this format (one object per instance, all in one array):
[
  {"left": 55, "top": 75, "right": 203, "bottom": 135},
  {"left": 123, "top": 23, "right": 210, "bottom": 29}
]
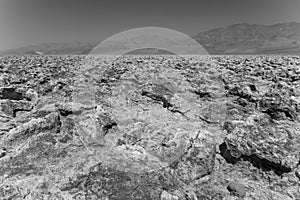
[
  {"left": 13, "top": 108, "right": 33, "bottom": 117},
  {"left": 192, "top": 90, "right": 213, "bottom": 98},
  {"left": 249, "top": 84, "right": 257, "bottom": 92},
  {"left": 56, "top": 116, "right": 62, "bottom": 134},
  {"left": 58, "top": 108, "right": 74, "bottom": 117},
  {"left": 141, "top": 90, "right": 173, "bottom": 108},
  {"left": 0, "top": 147, "right": 6, "bottom": 159},
  {"left": 219, "top": 142, "right": 240, "bottom": 164},
  {"left": 141, "top": 89, "right": 192, "bottom": 120},
  {"left": 219, "top": 142, "right": 291, "bottom": 176},
  {"left": 262, "top": 106, "right": 295, "bottom": 121},
  {"left": 168, "top": 108, "right": 190, "bottom": 119},
  {"left": 102, "top": 121, "right": 117, "bottom": 134},
  {"left": 228, "top": 87, "right": 251, "bottom": 100},
  {"left": 245, "top": 154, "right": 291, "bottom": 175},
  {"left": 198, "top": 115, "right": 219, "bottom": 124},
  {"left": 98, "top": 113, "right": 118, "bottom": 135},
  {"left": 227, "top": 87, "right": 258, "bottom": 103},
  {"left": 0, "top": 88, "right": 30, "bottom": 101}
]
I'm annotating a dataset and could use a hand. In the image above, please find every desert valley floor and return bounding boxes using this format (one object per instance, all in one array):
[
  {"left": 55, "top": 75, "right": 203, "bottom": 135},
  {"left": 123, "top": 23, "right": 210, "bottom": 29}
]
[{"left": 0, "top": 55, "right": 300, "bottom": 199}]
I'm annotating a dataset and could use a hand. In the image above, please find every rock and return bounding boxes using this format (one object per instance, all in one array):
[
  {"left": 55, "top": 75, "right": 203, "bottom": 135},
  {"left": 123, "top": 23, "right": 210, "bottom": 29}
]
[
  {"left": 0, "top": 100, "right": 33, "bottom": 117},
  {"left": 0, "top": 112, "right": 60, "bottom": 148},
  {"left": 60, "top": 163, "right": 180, "bottom": 200},
  {"left": 172, "top": 129, "right": 217, "bottom": 183},
  {"left": 227, "top": 181, "right": 246, "bottom": 197},
  {"left": 0, "top": 55, "right": 299, "bottom": 200},
  {"left": 295, "top": 166, "right": 300, "bottom": 180},
  {"left": 0, "top": 147, "right": 6, "bottom": 158},
  {"left": 221, "top": 113, "right": 300, "bottom": 175},
  {"left": 34, "top": 102, "right": 95, "bottom": 117},
  {"left": 161, "top": 190, "right": 179, "bottom": 200}
]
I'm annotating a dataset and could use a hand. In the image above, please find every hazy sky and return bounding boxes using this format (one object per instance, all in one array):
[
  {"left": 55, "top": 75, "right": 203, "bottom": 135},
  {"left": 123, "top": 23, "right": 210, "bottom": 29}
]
[{"left": 0, "top": 0, "right": 300, "bottom": 50}]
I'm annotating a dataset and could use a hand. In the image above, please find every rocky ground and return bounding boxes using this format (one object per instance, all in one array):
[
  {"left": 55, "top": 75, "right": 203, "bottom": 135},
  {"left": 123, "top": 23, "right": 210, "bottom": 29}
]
[{"left": 0, "top": 55, "right": 300, "bottom": 199}]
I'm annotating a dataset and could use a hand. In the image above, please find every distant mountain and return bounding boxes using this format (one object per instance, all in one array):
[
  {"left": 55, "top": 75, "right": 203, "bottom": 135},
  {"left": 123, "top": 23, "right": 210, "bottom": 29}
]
[
  {"left": 0, "top": 42, "right": 96, "bottom": 56},
  {"left": 194, "top": 22, "right": 300, "bottom": 55},
  {"left": 124, "top": 48, "right": 175, "bottom": 55},
  {"left": 1, "top": 22, "right": 300, "bottom": 55}
]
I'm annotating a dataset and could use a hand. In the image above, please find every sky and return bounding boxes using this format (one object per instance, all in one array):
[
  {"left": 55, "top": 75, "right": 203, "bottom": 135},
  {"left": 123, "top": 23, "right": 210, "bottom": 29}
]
[{"left": 0, "top": 0, "right": 300, "bottom": 50}]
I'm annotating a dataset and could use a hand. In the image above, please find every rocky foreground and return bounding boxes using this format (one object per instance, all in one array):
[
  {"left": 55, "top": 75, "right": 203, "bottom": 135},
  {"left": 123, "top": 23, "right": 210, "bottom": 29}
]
[{"left": 0, "top": 55, "right": 300, "bottom": 199}]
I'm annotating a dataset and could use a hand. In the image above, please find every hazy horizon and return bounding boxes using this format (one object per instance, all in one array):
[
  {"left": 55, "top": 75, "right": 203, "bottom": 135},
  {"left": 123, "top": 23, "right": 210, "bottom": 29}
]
[{"left": 1, "top": 0, "right": 300, "bottom": 51}]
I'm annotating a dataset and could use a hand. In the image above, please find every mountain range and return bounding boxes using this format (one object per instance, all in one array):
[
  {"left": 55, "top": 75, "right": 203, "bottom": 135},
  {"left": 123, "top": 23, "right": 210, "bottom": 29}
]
[
  {"left": 1, "top": 22, "right": 300, "bottom": 55},
  {"left": 194, "top": 22, "right": 300, "bottom": 55}
]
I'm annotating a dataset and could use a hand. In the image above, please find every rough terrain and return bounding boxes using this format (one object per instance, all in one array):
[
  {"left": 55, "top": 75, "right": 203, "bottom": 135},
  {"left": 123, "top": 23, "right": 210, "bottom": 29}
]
[{"left": 0, "top": 55, "right": 300, "bottom": 199}]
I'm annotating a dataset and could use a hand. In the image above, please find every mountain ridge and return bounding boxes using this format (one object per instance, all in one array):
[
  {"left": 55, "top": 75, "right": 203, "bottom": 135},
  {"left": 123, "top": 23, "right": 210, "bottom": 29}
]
[
  {"left": 194, "top": 22, "right": 300, "bottom": 54},
  {"left": 1, "top": 22, "right": 300, "bottom": 55}
]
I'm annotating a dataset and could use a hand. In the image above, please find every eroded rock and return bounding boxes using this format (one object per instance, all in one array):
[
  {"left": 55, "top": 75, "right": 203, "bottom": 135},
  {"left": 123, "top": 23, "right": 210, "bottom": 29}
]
[
  {"left": 0, "top": 55, "right": 299, "bottom": 200},
  {"left": 227, "top": 181, "right": 246, "bottom": 197}
]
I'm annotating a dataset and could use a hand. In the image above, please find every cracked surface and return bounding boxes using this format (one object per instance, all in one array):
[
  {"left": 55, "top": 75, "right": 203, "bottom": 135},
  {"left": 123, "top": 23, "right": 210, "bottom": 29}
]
[{"left": 0, "top": 55, "right": 300, "bottom": 199}]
